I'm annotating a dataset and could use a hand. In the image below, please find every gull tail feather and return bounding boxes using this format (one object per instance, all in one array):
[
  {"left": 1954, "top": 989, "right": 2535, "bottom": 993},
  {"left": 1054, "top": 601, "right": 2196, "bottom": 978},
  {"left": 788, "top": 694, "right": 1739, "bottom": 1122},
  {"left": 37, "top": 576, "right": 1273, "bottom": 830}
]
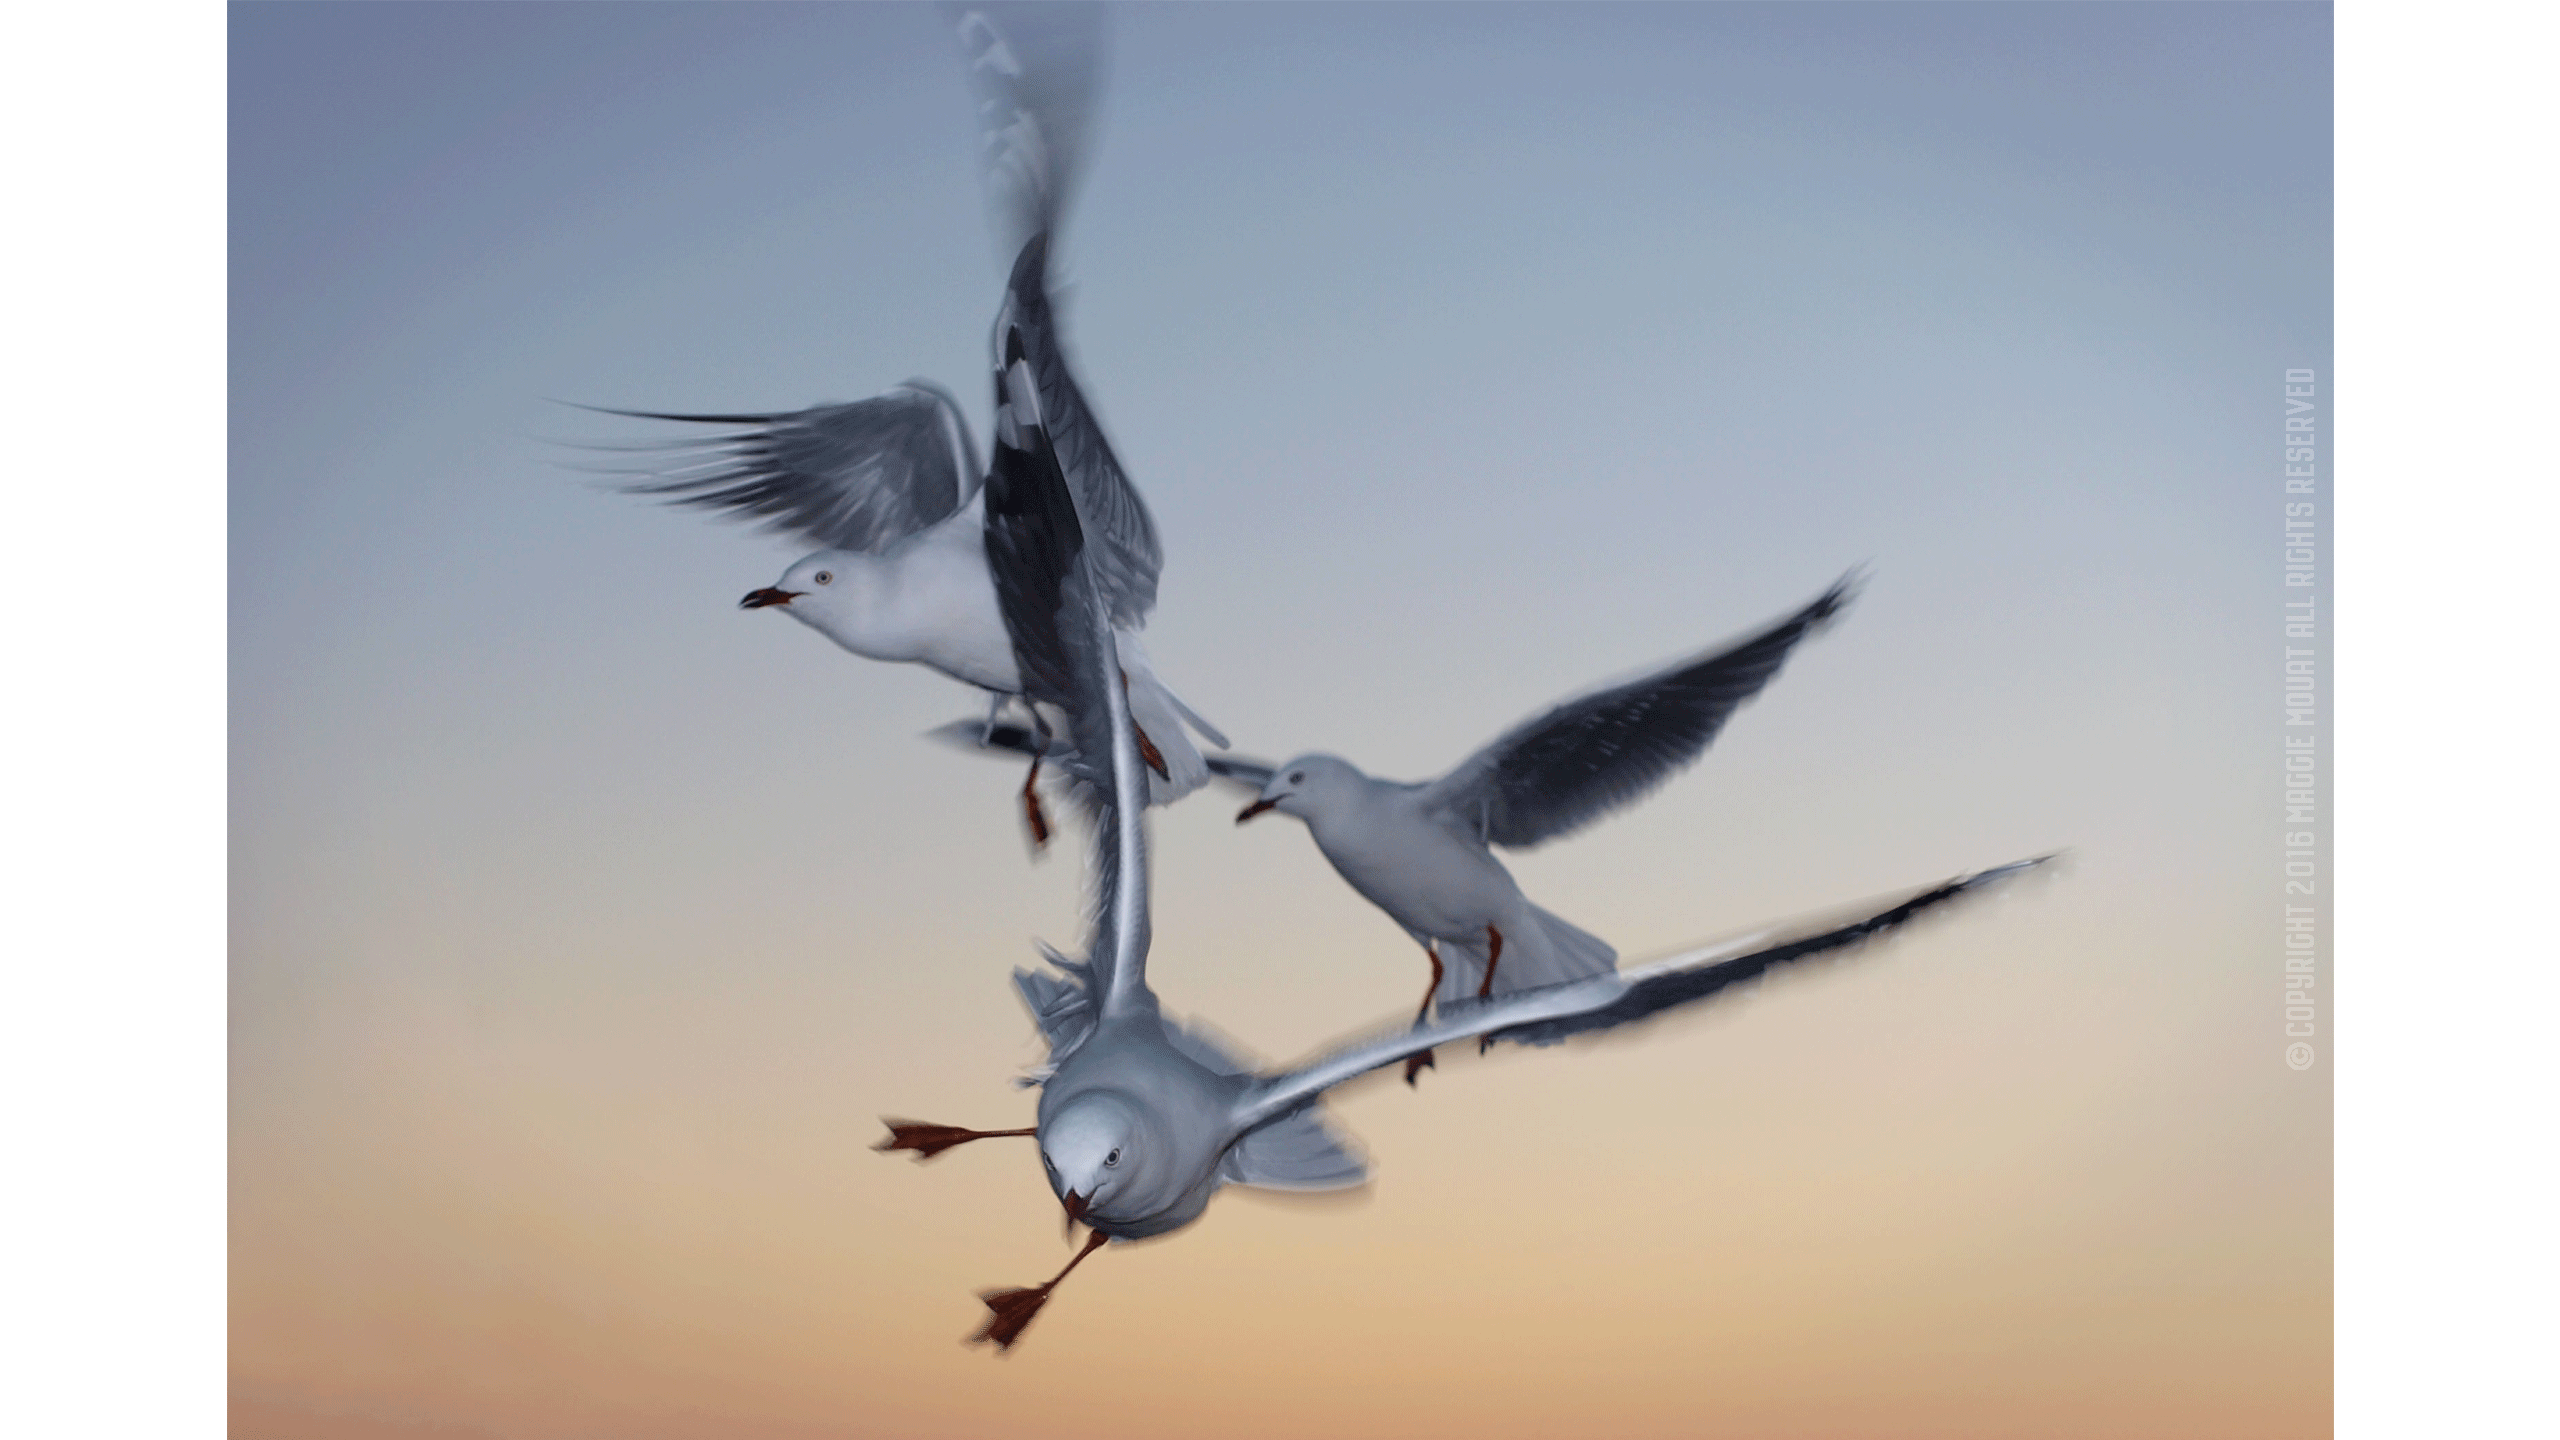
[
  {"left": 1222, "top": 1107, "right": 1370, "bottom": 1192},
  {"left": 1432, "top": 904, "right": 1618, "bottom": 1007}
]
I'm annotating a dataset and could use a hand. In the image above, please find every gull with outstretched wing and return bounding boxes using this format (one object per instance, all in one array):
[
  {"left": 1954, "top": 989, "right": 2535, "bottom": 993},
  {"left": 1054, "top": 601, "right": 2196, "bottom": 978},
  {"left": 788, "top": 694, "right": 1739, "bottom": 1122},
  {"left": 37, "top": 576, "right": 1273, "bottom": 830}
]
[
  {"left": 575, "top": 3, "right": 1223, "bottom": 843},
  {"left": 1218, "top": 575, "right": 1855, "bottom": 1077}
]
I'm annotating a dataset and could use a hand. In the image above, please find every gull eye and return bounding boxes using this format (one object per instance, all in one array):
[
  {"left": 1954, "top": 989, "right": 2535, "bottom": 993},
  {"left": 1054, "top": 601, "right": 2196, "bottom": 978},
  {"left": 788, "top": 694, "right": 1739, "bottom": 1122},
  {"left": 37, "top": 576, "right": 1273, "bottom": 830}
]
[
  {"left": 1288, "top": 771, "right": 1305, "bottom": 785},
  {"left": 814, "top": 570, "right": 834, "bottom": 585},
  {"left": 1104, "top": 1148, "right": 1121, "bottom": 1168}
]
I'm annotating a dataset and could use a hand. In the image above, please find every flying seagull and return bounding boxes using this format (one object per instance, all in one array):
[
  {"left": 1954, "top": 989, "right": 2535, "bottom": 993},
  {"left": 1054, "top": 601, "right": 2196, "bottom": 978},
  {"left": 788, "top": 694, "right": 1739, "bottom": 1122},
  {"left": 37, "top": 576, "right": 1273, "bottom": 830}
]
[
  {"left": 576, "top": 2, "right": 1223, "bottom": 845},
  {"left": 1223, "top": 576, "right": 1856, "bottom": 1078},
  {"left": 879, "top": 532, "right": 2043, "bottom": 1350}
]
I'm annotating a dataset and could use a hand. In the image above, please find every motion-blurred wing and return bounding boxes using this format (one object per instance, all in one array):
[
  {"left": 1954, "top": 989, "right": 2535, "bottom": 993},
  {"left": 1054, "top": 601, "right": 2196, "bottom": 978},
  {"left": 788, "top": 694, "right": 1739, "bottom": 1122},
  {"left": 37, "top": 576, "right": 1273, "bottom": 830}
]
[
  {"left": 585, "top": 383, "right": 981, "bottom": 554},
  {"left": 992, "top": 234, "right": 1163, "bottom": 628},
  {"left": 951, "top": 2, "right": 1105, "bottom": 262},
  {"left": 1420, "top": 575, "right": 1857, "bottom": 849},
  {"left": 1234, "top": 856, "right": 2050, "bottom": 1132}
]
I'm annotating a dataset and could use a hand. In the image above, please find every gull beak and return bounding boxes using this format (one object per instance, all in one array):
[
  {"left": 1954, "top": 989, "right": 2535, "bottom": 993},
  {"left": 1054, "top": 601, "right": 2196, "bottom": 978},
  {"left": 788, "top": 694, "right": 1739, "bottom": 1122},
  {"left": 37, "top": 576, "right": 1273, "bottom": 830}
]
[
  {"left": 739, "top": 587, "right": 800, "bottom": 610},
  {"left": 1060, "top": 1188, "right": 1089, "bottom": 1237},
  {"left": 1235, "top": 797, "right": 1279, "bottom": 825}
]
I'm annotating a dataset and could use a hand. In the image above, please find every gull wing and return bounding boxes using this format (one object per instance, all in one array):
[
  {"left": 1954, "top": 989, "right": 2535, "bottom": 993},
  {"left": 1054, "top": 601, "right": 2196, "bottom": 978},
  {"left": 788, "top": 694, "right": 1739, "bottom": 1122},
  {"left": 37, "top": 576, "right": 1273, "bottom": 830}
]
[
  {"left": 951, "top": 2, "right": 1105, "bottom": 263},
  {"left": 579, "top": 383, "right": 982, "bottom": 555},
  {"left": 979, "top": 367, "right": 1090, "bottom": 710},
  {"left": 957, "top": 4, "right": 1159, "bottom": 629},
  {"left": 1232, "top": 856, "right": 2050, "bottom": 1133},
  {"left": 992, "top": 233, "right": 1164, "bottom": 629},
  {"left": 1072, "top": 544, "right": 1154, "bottom": 1019},
  {"left": 987, "top": 368, "right": 1156, "bottom": 1017},
  {"left": 1418, "top": 575, "right": 1857, "bottom": 849}
]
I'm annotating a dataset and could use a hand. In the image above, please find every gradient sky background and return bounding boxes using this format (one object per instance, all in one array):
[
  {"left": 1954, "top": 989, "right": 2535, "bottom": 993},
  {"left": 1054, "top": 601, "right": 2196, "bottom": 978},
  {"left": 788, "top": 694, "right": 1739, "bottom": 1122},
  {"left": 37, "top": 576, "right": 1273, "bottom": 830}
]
[{"left": 230, "top": 4, "right": 2331, "bottom": 1437}]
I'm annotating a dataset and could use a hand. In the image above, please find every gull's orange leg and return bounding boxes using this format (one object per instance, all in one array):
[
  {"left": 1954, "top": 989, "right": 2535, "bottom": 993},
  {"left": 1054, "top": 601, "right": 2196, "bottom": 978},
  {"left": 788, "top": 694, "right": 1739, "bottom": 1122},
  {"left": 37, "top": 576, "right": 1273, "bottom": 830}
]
[
  {"left": 1403, "top": 940, "right": 1444, "bottom": 1086},
  {"left": 1118, "top": 670, "right": 1172, "bottom": 780},
  {"left": 1135, "top": 726, "right": 1171, "bottom": 781},
  {"left": 1476, "top": 925, "right": 1505, "bottom": 998},
  {"left": 874, "top": 1120, "right": 1037, "bottom": 1160},
  {"left": 1475, "top": 925, "right": 1507, "bottom": 1054},
  {"left": 972, "top": 1226, "right": 1109, "bottom": 1351},
  {"left": 1019, "top": 753, "right": 1051, "bottom": 850}
]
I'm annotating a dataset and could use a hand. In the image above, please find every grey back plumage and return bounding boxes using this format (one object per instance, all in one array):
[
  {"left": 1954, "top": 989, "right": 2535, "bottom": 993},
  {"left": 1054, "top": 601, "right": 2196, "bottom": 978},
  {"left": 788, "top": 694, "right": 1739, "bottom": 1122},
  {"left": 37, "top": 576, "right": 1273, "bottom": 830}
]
[
  {"left": 587, "top": 384, "right": 982, "bottom": 554},
  {"left": 1421, "top": 573, "right": 1859, "bottom": 849}
]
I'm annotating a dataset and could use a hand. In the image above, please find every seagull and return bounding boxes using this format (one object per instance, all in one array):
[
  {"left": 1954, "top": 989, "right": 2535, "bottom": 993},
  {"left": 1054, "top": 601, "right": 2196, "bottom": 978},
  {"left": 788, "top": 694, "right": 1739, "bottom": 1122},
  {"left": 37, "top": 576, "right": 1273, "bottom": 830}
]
[
  {"left": 1217, "top": 576, "right": 1855, "bottom": 1079},
  {"left": 577, "top": 2, "right": 1223, "bottom": 844},
  {"left": 876, "top": 514, "right": 2045, "bottom": 1350}
]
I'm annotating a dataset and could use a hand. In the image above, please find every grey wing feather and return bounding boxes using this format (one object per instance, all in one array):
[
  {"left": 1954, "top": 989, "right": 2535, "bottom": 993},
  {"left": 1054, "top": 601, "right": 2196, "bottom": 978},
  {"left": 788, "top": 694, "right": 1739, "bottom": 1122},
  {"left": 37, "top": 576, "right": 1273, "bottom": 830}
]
[
  {"left": 958, "top": 3, "right": 1158, "bottom": 627},
  {"left": 1233, "top": 855, "right": 2050, "bottom": 1132},
  {"left": 980, "top": 375, "right": 1091, "bottom": 710},
  {"left": 581, "top": 383, "right": 981, "bottom": 554},
  {"left": 1421, "top": 574, "right": 1858, "bottom": 849},
  {"left": 1220, "top": 1107, "right": 1370, "bottom": 1192},
  {"left": 949, "top": 2, "right": 1104, "bottom": 264},
  {"left": 1013, "top": 944, "right": 1096, "bottom": 1061},
  {"left": 995, "top": 234, "right": 1163, "bottom": 628}
]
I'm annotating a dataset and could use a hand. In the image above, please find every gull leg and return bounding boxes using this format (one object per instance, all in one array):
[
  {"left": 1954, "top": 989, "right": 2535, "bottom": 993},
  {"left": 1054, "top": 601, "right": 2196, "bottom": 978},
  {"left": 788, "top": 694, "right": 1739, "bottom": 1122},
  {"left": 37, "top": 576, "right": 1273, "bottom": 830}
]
[
  {"left": 874, "top": 1120, "right": 1037, "bottom": 1161},
  {"left": 1403, "top": 940, "right": 1443, "bottom": 1086},
  {"left": 1019, "top": 754, "right": 1050, "bottom": 849},
  {"left": 1119, "top": 670, "right": 1172, "bottom": 781},
  {"left": 972, "top": 1225, "right": 1109, "bottom": 1352},
  {"left": 1476, "top": 925, "right": 1506, "bottom": 1054},
  {"left": 1019, "top": 712, "right": 1054, "bottom": 850},
  {"left": 980, "top": 691, "right": 1007, "bottom": 747},
  {"left": 1135, "top": 726, "right": 1170, "bottom": 782}
]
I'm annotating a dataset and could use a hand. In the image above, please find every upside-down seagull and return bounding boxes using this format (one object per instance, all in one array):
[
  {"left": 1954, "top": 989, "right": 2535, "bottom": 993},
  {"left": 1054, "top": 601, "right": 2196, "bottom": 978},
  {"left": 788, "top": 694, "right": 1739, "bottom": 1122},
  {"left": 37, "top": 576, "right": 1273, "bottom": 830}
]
[
  {"left": 580, "top": 3, "right": 1223, "bottom": 844},
  {"left": 877, "top": 501, "right": 2044, "bottom": 1350}
]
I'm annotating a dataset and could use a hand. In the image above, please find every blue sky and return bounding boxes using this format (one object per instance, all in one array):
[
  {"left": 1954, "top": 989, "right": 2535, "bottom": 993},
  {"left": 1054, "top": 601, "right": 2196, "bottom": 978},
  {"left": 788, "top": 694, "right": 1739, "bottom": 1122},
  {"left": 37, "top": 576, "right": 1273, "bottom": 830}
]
[{"left": 225, "top": 6, "right": 2335, "bottom": 1435}]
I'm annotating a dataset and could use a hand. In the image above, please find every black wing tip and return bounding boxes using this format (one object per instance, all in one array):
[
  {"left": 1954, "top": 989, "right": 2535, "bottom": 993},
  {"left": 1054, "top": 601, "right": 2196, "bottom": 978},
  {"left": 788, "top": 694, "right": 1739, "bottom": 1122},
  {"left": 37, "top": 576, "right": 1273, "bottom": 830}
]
[
  {"left": 1961, "top": 851, "right": 2064, "bottom": 890},
  {"left": 1796, "top": 566, "right": 1867, "bottom": 633},
  {"left": 1493, "top": 850, "right": 2056, "bottom": 1048}
]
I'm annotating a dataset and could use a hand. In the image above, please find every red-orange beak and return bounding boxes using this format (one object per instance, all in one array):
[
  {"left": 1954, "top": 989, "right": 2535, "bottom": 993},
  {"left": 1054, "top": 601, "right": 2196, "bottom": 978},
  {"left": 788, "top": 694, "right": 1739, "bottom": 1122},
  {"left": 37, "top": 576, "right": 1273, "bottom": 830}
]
[
  {"left": 739, "top": 587, "right": 800, "bottom": 610},
  {"left": 1060, "top": 1188, "right": 1089, "bottom": 1237},
  {"left": 1235, "top": 797, "right": 1279, "bottom": 825}
]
